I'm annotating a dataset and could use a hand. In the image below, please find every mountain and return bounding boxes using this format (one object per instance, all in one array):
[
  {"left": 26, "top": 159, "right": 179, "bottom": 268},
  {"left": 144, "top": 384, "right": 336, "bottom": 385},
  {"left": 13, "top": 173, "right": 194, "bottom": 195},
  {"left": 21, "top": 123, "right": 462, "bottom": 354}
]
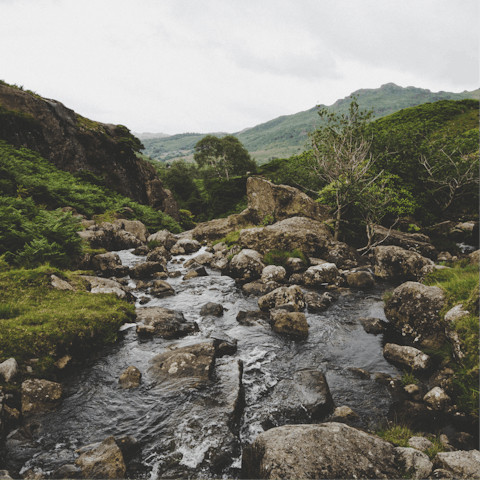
[
  {"left": 141, "top": 83, "right": 479, "bottom": 164},
  {"left": 134, "top": 132, "right": 171, "bottom": 140}
]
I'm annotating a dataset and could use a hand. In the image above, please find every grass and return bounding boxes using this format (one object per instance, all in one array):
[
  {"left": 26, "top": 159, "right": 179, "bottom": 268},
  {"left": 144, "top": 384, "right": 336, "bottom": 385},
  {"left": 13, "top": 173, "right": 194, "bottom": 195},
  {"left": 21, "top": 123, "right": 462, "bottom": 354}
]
[
  {"left": 263, "top": 248, "right": 308, "bottom": 267},
  {"left": 0, "top": 264, "right": 135, "bottom": 379},
  {"left": 400, "top": 370, "right": 419, "bottom": 386}
]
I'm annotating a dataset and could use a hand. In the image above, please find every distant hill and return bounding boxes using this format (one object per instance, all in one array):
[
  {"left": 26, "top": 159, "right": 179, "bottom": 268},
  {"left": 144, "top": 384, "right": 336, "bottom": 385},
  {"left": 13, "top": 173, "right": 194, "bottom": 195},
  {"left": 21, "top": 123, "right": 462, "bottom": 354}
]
[
  {"left": 142, "top": 83, "right": 479, "bottom": 164},
  {"left": 134, "top": 132, "right": 171, "bottom": 140}
]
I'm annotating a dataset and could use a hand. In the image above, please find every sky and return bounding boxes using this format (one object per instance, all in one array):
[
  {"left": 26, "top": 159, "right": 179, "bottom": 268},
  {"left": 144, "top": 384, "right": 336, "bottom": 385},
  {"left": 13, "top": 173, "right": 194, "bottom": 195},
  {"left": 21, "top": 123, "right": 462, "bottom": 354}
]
[{"left": 1, "top": 0, "right": 478, "bottom": 135}]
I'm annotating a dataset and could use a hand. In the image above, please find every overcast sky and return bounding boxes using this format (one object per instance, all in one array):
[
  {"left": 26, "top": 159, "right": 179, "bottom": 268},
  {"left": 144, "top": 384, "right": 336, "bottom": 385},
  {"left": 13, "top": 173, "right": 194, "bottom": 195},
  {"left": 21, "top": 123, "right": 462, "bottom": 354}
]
[{"left": 1, "top": 0, "right": 478, "bottom": 134}]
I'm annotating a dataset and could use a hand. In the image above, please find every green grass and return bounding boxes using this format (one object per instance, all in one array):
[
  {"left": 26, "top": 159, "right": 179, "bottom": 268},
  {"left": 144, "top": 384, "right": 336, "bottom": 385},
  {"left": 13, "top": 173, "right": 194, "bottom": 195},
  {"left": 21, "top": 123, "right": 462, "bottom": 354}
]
[
  {"left": 0, "top": 265, "right": 136, "bottom": 379},
  {"left": 263, "top": 248, "right": 307, "bottom": 267},
  {"left": 400, "top": 370, "right": 419, "bottom": 386}
]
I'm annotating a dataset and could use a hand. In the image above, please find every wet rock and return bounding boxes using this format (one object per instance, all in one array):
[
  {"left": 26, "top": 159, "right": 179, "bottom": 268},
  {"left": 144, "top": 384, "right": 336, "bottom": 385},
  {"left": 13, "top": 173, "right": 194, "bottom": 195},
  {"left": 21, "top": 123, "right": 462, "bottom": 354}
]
[
  {"left": 345, "top": 270, "right": 375, "bottom": 289},
  {"left": 200, "top": 302, "right": 224, "bottom": 317},
  {"left": 241, "top": 422, "right": 400, "bottom": 479},
  {"left": 115, "top": 434, "right": 140, "bottom": 461},
  {"left": 170, "top": 238, "right": 201, "bottom": 255},
  {"left": 229, "top": 249, "right": 265, "bottom": 282},
  {"left": 81, "top": 276, "right": 134, "bottom": 302},
  {"left": 149, "top": 279, "right": 175, "bottom": 298},
  {"left": 326, "top": 241, "right": 363, "bottom": 269},
  {"left": 138, "top": 296, "right": 150, "bottom": 305},
  {"left": 239, "top": 217, "right": 332, "bottom": 257},
  {"left": 118, "top": 366, "right": 141, "bottom": 389},
  {"left": 330, "top": 405, "right": 359, "bottom": 423},
  {"left": 423, "top": 387, "right": 451, "bottom": 411},
  {"left": 147, "top": 229, "right": 177, "bottom": 250},
  {"left": 359, "top": 317, "right": 386, "bottom": 334},
  {"left": 433, "top": 450, "right": 480, "bottom": 479},
  {"left": 261, "top": 265, "right": 286, "bottom": 283},
  {"left": 22, "top": 379, "right": 62, "bottom": 417},
  {"left": 135, "top": 324, "right": 155, "bottom": 335},
  {"left": 129, "top": 261, "right": 166, "bottom": 279},
  {"left": 75, "top": 436, "right": 126, "bottom": 479},
  {"left": 0, "top": 358, "right": 18, "bottom": 383},
  {"left": 242, "top": 280, "right": 282, "bottom": 297},
  {"left": 210, "top": 252, "right": 229, "bottom": 270},
  {"left": 270, "top": 310, "right": 309, "bottom": 337},
  {"left": 168, "top": 270, "right": 181, "bottom": 278},
  {"left": 183, "top": 266, "right": 208, "bottom": 279},
  {"left": 136, "top": 307, "right": 199, "bottom": 339},
  {"left": 383, "top": 343, "right": 433, "bottom": 373},
  {"left": 236, "top": 310, "right": 269, "bottom": 326},
  {"left": 304, "top": 291, "right": 333, "bottom": 312},
  {"left": 384, "top": 281, "right": 446, "bottom": 349},
  {"left": 190, "top": 251, "right": 215, "bottom": 266},
  {"left": 258, "top": 285, "right": 305, "bottom": 312},
  {"left": 50, "top": 274, "right": 74, "bottom": 291},
  {"left": 132, "top": 245, "right": 149, "bottom": 255},
  {"left": 349, "top": 367, "right": 370, "bottom": 379},
  {"left": 395, "top": 447, "right": 433, "bottom": 479},
  {"left": 374, "top": 372, "right": 394, "bottom": 385},
  {"left": 52, "top": 464, "right": 81, "bottom": 479},
  {"left": 147, "top": 341, "right": 216, "bottom": 387},
  {"left": 146, "top": 246, "right": 170, "bottom": 264},
  {"left": 374, "top": 245, "right": 434, "bottom": 281},
  {"left": 211, "top": 332, "right": 238, "bottom": 357},
  {"left": 303, "top": 263, "right": 339, "bottom": 286},
  {"left": 408, "top": 436, "right": 434, "bottom": 452},
  {"left": 246, "top": 177, "right": 330, "bottom": 223},
  {"left": 91, "top": 252, "right": 122, "bottom": 277}
]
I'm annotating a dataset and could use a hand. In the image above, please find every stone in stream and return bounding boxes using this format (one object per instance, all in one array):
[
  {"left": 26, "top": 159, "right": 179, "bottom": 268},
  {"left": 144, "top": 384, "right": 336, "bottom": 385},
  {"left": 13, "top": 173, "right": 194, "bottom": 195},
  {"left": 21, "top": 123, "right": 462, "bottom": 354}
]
[
  {"left": 147, "top": 229, "right": 177, "bottom": 250},
  {"left": 269, "top": 309, "right": 309, "bottom": 337},
  {"left": 146, "top": 246, "right": 170, "bottom": 264},
  {"left": 118, "top": 366, "right": 141, "bottom": 389},
  {"left": 241, "top": 422, "right": 400, "bottom": 479},
  {"left": 129, "top": 261, "right": 166, "bottom": 279},
  {"left": 211, "top": 332, "right": 238, "bottom": 357},
  {"left": 383, "top": 344, "right": 433, "bottom": 373},
  {"left": 236, "top": 310, "right": 269, "bottom": 326},
  {"left": 258, "top": 285, "right": 305, "bottom": 311},
  {"left": 304, "top": 291, "right": 334, "bottom": 312},
  {"left": 359, "top": 316, "right": 386, "bottom": 334},
  {"left": 344, "top": 270, "right": 375, "bottom": 289},
  {"left": 21, "top": 379, "right": 63, "bottom": 417},
  {"left": 303, "top": 263, "right": 339, "bottom": 286},
  {"left": 170, "top": 238, "right": 201, "bottom": 255},
  {"left": 261, "top": 265, "right": 286, "bottom": 283},
  {"left": 149, "top": 279, "right": 175, "bottom": 298},
  {"left": 136, "top": 307, "right": 199, "bottom": 339},
  {"left": 242, "top": 280, "right": 282, "bottom": 297},
  {"left": 183, "top": 266, "right": 208, "bottom": 280},
  {"left": 229, "top": 249, "right": 266, "bottom": 283},
  {"left": 200, "top": 302, "right": 224, "bottom": 317}
]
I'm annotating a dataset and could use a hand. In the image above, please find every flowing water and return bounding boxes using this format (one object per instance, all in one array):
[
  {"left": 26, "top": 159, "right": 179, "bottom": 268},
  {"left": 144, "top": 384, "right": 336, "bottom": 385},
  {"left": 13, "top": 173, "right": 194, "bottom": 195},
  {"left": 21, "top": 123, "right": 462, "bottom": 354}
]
[{"left": 5, "top": 248, "right": 403, "bottom": 478}]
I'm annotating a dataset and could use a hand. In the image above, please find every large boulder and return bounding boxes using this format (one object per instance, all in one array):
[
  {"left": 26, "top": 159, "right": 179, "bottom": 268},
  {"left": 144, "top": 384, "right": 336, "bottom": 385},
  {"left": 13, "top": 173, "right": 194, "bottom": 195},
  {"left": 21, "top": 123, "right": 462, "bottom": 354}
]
[
  {"left": 90, "top": 252, "right": 123, "bottom": 277},
  {"left": 395, "top": 447, "right": 433, "bottom": 479},
  {"left": 384, "top": 282, "right": 446, "bottom": 349},
  {"left": 239, "top": 217, "right": 332, "bottom": 257},
  {"left": 246, "top": 177, "right": 330, "bottom": 223},
  {"left": 81, "top": 276, "right": 133, "bottom": 302},
  {"left": 146, "top": 230, "right": 177, "bottom": 250},
  {"left": 241, "top": 422, "right": 400, "bottom": 479},
  {"left": 74, "top": 436, "right": 126, "bottom": 479},
  {"left": 325, "top": 241, "right": 363, "bottom": 268},
  {"left": 229, "top": 249, "right": 265, "bottom": 282},
  {"left": 258, "top": 285, "right": 305, "bottom": 312},
  {"left": 170, "top": 238, "right": 201, "bottom": 255},
  {"left": 21, "top": 379, "right": 62, "bottom": 417},
  {"left": 374, "top": 246, "right": 434, "bottom": 281},
  {"left": 112, "top": 219, "right": 148, "bottom": 242},
  {"left": 261, "top": 265, "right": 286, "bottom": 283},
  {"left": 303, "top": 263, "right": 339, "bottom": 286},
  {"left": 372, "top": 225, "right": 437, "bottom": 259},
  {"left": 433, "top": 450, "right": 480, "bottom": 479},
  {"left": 136, "top": 307, "right": 199, "bottom": 338},
  {"left": 146, "top": 246, "right": 171, "bottom": 264}
]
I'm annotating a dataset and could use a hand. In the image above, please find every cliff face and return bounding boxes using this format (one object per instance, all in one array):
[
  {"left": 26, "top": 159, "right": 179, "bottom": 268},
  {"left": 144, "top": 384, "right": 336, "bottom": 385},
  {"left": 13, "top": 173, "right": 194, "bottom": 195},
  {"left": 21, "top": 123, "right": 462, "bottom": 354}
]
[{"left": 0, "top": 84, "right": 178, "bottom": 217}]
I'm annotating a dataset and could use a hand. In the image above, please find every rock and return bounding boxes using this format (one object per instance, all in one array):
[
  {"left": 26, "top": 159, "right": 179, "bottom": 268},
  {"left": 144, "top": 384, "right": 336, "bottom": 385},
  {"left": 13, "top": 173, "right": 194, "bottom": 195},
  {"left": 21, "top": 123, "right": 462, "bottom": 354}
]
[
  {"left": 147, "top": 341, "right": 216, "bottom": 387},
  {"left": 200, "top": 302, "right": 224, "bottom": 317},
  {"left": 51, "top": 464, "right": 81, "bottom": 479},
  {"left": 469, "top": 249, "right": 479, "bottom": 264},
  {"left": 129, "top": 261, "right": 165, "bottom": 279},
  {"left": 239, "top": 217, "right": 332, "bottom": 257},
  {"left": 132, "top": 245, "right": 149, "bottom": 255},
  {"left": 211, "top": 332, "right": 238, "bottom": 357},
  {"left": 146, "top": 246, "right": 170, "bottom": 264},
  {"left": 0, "top": 358, "right": 18, "bottom": 383},
  {"left": 210, "top": 252, "right": 229, "bottom": 270},
  {"left": 54, "top": 355, "right": 72, "bottom": 370},
  {"left": 387, "top": 401, "right": 436, "bottom": 432},
  {"left": 50, "top": 274, "right": 74, "bottom": 291},
  {"left": 236, "top": 310, "right": 269, "bottom": 326},
  {"left": 372, "top": 225, "right": 437, "bottom": 259},
  {"left": 75, "top": 436, "right": 126, "bottom": 479},
  {"left": 266, "top": 370, "right": 334, "bottom": 423},
  {"left": 408, "top": 436, "right": 434, "bottom": 452},
  {"left": 384, "top": 281, "right": 446, "bottom": 349},
  {"left": 270, "top": 310, "right": 309, "bottom": 337},
  {"left": 170, "top": 238, "right": 201, "bottom": 255},
  {"left": 258, "top": 285, "right": 305, "bottom": 312},
  {"left": 91, "top": 252, "right": 122, "bottom": 277},
  {"left": 229, "top": 249, "right": 265, "bottom": 282},
  {"left": 433, "top": 450, "right": 480, "bottom": 479},
  {"left": 325, "top": 241, "right": 363, "bottom": 269},
  {"left": 330, "top": 405, "right": 359, "bottom": 423},
  {"left": 149, "top": 279, "right": 175, "bottom": 298},
  {"left": 81, "top": 276, "right": 133, "bottom": 301},
  {"left": 404, "top": 384, "right": 422, "bottom": 398},
  {"left": 444, "top": 304, "right": 470, "bottom": 323},
  {"left": 345, "top": 270, "right": 375, "bottom": 288},
  {"left": 304, "top": 291, "right": 333, "bottom": 312},
  {"left": 349, "top": 367, "right": 370, "bottom": 379},
  {"left": 190, "top": 251, "right": 215, "bottom": 266},
  {"left": 183, "top": 267, "right": 208, "bottom": 279},
  {"left": 423, "top": 387, "right": 451, "bottom": 411},
  {"left": 374, "top": 245, "right": 435, "bottom": 281},
  {"left": 437, "top": 251, "right": 453, "bottom": 262},
  {"left": 21, "top": 379, "right": 62, "bottom": 417},
  {"left": 303, "top": 263, "right": 339, "bottom": 286},
  {"left": 359, "top": 317, "right": 386, "bottom": 334},
  {"left": 115, "top": 434, "right": 140, "bottom": 461},
  {"left": 287, "top": 272, "right": 305, "bottom": 285},
  {"left": 241, "top": 422, "right": 400, "bottom": 479},
  {"left": 147, "top": 230, "right": 177, "bottom": 250},
  {"left": 118, "top": 366, "right": 141, "bottom": 389},
  {"left": 395, "top": 447, "right": 433, "bottom": 479},
  {"left": 383, "top": 343, "right": 433, "bottom": 373},
  {"left": 448, "top": 432, "right": 476, "bottom": 451},
  {"left": 242, "top": 280, "right": 282, "bottom": 297},
  {"left": 136, "top": 307, "right": 199, "bottom": 339},
  {"left": 284, "top": 257, "right": 307, "bottom": 275},
  {"left": 113, "top": 229, "right": 144, "bottom": 250},
  {"left": 261, "top": 265, "right": 286, "bottom": 283},
  {"left": 135, "top": 325, "right": 155, "bottom": 335}
]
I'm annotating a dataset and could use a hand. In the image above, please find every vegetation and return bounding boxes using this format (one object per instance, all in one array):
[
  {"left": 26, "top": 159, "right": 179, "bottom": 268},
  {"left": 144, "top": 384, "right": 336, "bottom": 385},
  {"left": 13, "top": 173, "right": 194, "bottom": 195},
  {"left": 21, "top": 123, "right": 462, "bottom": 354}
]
[
  {"left": 263, "top": 249, "right": 308, "bottom": 267},
  {"left": 400, "top": 370, "right": 419, "bottom": 386},
  {"left": 0, "top": 263, "right": 135, "bottom": 378}
]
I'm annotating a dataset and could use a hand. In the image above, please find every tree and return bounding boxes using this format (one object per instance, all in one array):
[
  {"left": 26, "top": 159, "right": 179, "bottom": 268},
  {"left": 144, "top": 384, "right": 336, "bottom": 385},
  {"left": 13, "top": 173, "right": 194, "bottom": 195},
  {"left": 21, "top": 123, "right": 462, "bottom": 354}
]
[
  {"left": 194, "top": 135, "right": 256, "bottom": 179},
  {"left": 309, "top": 97, "right": 378, "bottom": 241}
]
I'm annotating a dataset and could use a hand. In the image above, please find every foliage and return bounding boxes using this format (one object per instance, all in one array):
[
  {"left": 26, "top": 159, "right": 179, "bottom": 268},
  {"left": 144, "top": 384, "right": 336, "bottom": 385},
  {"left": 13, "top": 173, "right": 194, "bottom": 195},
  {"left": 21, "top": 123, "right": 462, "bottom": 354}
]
[
  {"left": 263, "top": 248, "right": 307, "bottom": 267},
  {"left": 147, "top": 240, "right": 160, "bottom": 250},
  {"left": 400, "top": 370, "right": 419, "bottom": 386},
  {"left": 0, "top": 265, "right": 135, "bottom": 378},
  {"left": 114, "top": 125, "right": 144, "bottom": 153},
  {"left": 194, "top": 134, "right": 257, "bottom": 180}
]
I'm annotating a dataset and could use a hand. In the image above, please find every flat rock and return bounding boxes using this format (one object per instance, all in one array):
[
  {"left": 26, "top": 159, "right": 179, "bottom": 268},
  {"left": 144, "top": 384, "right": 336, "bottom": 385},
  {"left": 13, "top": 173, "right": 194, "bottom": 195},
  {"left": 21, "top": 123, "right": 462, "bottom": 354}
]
[{"left": 408, "top": 436, "right": 434, "bottom": 452}]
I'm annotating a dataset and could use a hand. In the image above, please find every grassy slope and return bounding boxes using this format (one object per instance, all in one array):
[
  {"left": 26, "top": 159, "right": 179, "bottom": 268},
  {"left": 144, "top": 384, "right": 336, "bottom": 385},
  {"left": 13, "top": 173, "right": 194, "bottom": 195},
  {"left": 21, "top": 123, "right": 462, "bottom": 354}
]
[{"left": 142, "top": 84, "right": 479, "bottom": 165}]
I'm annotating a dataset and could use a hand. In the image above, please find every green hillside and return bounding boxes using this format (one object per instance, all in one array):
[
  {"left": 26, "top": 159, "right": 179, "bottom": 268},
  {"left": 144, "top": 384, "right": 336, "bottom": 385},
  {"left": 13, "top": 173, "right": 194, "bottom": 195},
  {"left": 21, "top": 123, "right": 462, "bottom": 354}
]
[{"left": 142, "top": 83, "right": 479, "bottom": 164}]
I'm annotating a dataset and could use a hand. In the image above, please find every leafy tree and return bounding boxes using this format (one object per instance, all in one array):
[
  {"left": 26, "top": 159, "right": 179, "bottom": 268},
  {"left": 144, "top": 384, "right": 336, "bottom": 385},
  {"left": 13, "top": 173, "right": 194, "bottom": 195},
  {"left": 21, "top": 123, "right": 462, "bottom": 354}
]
[{"left": 194, "top": 135, "right": 257, "bottom": 179}]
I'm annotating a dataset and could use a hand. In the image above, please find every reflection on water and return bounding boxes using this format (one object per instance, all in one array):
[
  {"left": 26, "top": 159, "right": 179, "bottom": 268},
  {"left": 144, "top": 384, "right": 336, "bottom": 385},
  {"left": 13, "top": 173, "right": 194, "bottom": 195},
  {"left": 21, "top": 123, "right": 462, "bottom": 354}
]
[{"left": 6, "top": 247, "right": 401, "bottom": 478}]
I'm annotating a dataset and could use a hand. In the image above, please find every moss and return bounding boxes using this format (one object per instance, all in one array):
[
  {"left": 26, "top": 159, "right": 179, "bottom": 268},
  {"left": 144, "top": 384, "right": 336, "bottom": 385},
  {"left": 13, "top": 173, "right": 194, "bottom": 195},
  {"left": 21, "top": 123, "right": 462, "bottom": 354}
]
[{"left": 263, "top": 248, "right": 307, "bottom": 267}]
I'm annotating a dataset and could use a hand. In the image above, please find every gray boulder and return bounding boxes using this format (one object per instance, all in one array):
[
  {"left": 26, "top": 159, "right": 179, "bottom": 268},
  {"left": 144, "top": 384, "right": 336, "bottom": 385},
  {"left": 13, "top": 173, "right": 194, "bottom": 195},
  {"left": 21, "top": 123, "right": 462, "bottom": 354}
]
[
  {"left": 433, "top": 450, "right": 480, "bottom": 479},
  {"left": 146, "top": 229, "right": 177, "bottom": 250},
  {"left": 258, "top": 285, "right": 305, "bottom": 311},
  {"left": 136, "top": 307, "right": 198, "bottom": 339},
  {"left": 241, "top": 422, "right": 400, "bottom": 479},
  {"left": 21, "top": 379, "right": 62, "bottom": 417},
  {"left": 230, "top": 249, "right": 265, "bottom": 282},
  {"left": 395, "top": 447, "right": 433, "bottom": 479},
  {"left": 303, "top": 263, "right": 339, "bottom": 286},
  {"left": 270, "top": 310, "right": 309, "bottom": 337},
  {"left": 383, "top": 343, "right": 433, "bottom": 373}
]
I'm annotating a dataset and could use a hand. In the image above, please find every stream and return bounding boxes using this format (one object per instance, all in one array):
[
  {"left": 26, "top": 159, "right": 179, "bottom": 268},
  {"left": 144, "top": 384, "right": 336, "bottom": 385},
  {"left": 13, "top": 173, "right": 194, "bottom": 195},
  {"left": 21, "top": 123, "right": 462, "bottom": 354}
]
[{"left": 5, "top": 247, "right": 403, "bottom": 478}]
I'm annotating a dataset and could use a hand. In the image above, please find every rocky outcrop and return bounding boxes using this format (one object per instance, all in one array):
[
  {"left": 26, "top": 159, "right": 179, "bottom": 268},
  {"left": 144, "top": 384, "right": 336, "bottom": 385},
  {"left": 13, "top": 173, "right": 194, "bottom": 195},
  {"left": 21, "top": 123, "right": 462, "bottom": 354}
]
[
  {"left": 241, "top": 422, "right": 400, "bottom": 479},
  {"left": 0, "top": 83, "right": 176, "bottom": 211},
  {"left": 246, "top": 177, "right": 330, "bottom": 223},
  {"left": 239, "top": 217, "right": 332, "bottom": 257},
  {"left": 384, "top": 282, "right": 446, "bottom": 349}
]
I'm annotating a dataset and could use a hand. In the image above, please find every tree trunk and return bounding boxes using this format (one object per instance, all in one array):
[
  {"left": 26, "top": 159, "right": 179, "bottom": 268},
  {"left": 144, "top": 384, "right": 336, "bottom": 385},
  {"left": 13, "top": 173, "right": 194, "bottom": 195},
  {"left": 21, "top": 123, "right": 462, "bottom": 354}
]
[{"left": 334, "top": 208, "right": 341, "bottom": 241}]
